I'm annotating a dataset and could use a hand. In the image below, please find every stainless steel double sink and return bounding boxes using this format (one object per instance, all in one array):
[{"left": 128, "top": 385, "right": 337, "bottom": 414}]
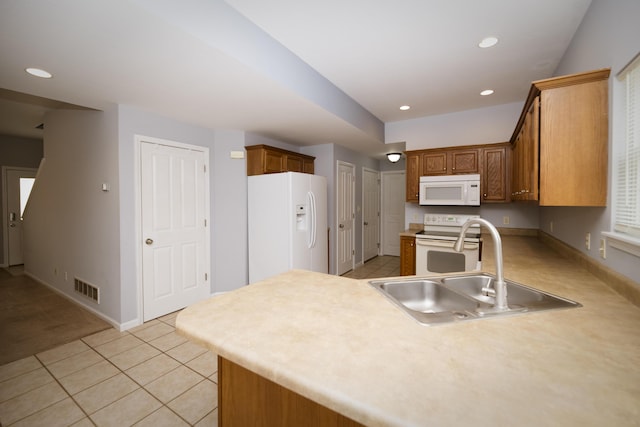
[{"left": 369, "top": 273, "right": 581, "bottom": 326}]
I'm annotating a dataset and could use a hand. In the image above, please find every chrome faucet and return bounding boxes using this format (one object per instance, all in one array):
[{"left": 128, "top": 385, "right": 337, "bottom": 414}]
[{"left": 454, "top": 218, "right": 508, "bottom": 311}]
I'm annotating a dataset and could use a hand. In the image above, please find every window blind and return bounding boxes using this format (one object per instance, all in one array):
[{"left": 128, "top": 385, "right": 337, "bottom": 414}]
[{"left": 615, "top": 54, "right": 640, "bottom": 237}]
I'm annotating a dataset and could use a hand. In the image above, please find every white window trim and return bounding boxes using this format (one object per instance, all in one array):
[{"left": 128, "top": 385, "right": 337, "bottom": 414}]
[
  {"left": 611, "top": 51, "right": 640, "bottom": 257},
  {"left": 602, "top": 231, "right": 640, "bottom": 258}
]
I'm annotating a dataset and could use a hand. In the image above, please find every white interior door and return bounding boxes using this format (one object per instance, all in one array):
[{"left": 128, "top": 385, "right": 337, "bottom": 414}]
[
  {"left": 140, "top": 139, "right": 210, "bottom": 321},
  {"left": 4, "top": 168, "right": 37, "bottom": 266},
  {"left": 381, "top": 171, "right": 406, "bottom": 256},
  {"left": 363, "top": 168, "right": 380, "bottom": 262},
  {"left": 336, "top": 161, "right": 355, "bottom": 275}
]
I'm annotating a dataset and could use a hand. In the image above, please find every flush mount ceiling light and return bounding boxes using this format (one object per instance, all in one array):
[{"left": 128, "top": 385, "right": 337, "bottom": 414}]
[
  {"left": 25, "top": 67, "right": 52, "bottom": 78},
  {"left": 387, "top": 153, "right": 402, "bottom": 163},
  {"left": 399, "top": 105, "right": 411, "bottom": 111},
  {"left": 478, "top": 36, "right": 498, "bottom": 48},
  {"left": 480, "top": 89, "right": 494, "bottom": 96}
]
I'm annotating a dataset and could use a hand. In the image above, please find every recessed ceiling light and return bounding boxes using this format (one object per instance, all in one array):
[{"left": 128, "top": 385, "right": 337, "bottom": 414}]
[
  {"left": 25, "top": 67, "right": 52, "bottom": 78},
  {"left": 400, "top": 105, "right": 410, "bottom": 111},
  {"left": 479, "top": 36, "right": 498, "bottom": 48},
  {"left": 480, "top": 89, "right": 494, "bottom": 96}
]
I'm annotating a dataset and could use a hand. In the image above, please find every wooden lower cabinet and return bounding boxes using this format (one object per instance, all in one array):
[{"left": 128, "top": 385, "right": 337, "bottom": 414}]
[
  {"left": 400, "top": 235, "right": 416, "bottom": 276},
  {"left": 219, "top": 356, "right": 363, "bottom": 426}
]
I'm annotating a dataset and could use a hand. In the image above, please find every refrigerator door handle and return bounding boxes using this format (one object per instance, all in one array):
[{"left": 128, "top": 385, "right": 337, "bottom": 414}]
[{"left": 308, "top": 191, "right": 316, "bottom": 248}]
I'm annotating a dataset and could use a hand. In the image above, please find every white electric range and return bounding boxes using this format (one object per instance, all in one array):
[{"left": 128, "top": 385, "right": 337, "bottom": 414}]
[{"left": 415, "top": 214, "right": 482, "bottom": 275}]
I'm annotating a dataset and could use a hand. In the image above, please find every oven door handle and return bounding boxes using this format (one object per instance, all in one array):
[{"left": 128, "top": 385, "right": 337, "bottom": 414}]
[{"left": 416, "top": 239, "right": 479, "bottom": 250}]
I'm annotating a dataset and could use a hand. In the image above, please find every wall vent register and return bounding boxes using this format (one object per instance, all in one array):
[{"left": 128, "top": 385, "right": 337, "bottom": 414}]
[{"left": 74, "top": 277, "right": 100, "bottom": 303}]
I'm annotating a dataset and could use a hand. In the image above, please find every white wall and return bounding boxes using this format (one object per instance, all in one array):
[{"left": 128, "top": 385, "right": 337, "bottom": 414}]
[
  {"left": 118, "top": 106, "right": 251, "bottom": 326},
  {"left": 539, "top": 0, "right": 640, "bottom": 284},
  {"left": 23, "top": 108, "right": 122, "bottom": 324},
  {"left": 212, "top": 130, "right": 248, "bottom": 294},
  {"left": 386, "top": 102, "right": 522, "bottom": 149},
  {"left": 386, "top": 101, "right": 541, "bottom": 230}
]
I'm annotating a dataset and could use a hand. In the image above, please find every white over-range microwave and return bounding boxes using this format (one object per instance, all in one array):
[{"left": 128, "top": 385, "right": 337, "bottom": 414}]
[{"left": 419, "top": 174, "right": 480, "bottom": 206}]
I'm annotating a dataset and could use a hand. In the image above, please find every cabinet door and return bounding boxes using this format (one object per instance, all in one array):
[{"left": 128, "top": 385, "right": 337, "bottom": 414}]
[
  {"left": 450, "top": 149, "right": 479, "bottom": 174},
  {"left": 539, "top": 81, "right": 606, "bottom": 206},
  {"left": 400, "top": 236, "right": 416, "bottom": 276},
  {"left": 511, "top": 97, "right": 539, "bottom": 201},
  {"left": 482, "top": 146, "right": 508, "bottom": 202},
  {"left": 303, "top": 159, "right": 315, "bottom": 174},
  {"left": 264, "top": 149, "right": 284, "bottom": 173},
  {"left": 405, "top": 152, "right": 421, "bottom": 202},
  {"left": 286, "top": 155, "right": 303, "bottom": 172},
  {"left": 422, "top": 153, "right": 447, "bottom": 175}
]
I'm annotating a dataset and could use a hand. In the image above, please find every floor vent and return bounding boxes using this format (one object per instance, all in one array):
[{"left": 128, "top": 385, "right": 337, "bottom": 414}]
[{"left": 74, "top": 278, "right": 100, "bottom": 303}]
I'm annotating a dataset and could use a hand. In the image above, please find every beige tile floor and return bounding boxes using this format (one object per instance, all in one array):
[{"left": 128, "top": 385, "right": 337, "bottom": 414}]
[
  {"left": 0, "top": 311, "right": 217, "bottom": 427},
  {"left": 341, "top": 255, "right": 400, "bottom": 279},
  {"left": 0, "top": 256, "right": 398, "bottom": 426}
]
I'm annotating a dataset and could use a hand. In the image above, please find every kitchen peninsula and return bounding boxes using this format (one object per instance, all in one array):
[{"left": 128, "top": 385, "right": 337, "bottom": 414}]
[{"left": 177, "top": 236, "right": 640, "bottom": 426}]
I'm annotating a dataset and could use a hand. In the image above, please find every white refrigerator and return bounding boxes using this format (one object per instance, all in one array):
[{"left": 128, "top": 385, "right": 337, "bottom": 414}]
[{"left": 248, "top": 172, "right": 328, "bottom": 283}]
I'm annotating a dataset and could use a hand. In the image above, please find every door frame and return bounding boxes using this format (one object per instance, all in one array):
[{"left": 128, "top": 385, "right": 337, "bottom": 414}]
[
  {"left": 134, "top": 134, "right": 211, "bottom": 325},
  {"left": 1, "top": 166, "right": 39, "bottom": 267},
  {"left": 362, "top": 167, "right": 380, "bottom": 262}
]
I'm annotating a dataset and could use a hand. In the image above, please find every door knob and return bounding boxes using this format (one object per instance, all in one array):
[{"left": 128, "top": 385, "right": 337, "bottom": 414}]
[
  {"left": 364, "top": 222, "right": 368, "bottom": 226},
  {"left": 339, "top": 224, "right": 344, "bottom": 229},
  {"left": 145, "top": 238, "right": 154, "bottom": 245}
]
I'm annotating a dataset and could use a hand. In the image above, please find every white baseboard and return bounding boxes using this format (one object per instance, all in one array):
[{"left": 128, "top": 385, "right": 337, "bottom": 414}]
[{"left": 24, "top": 271, "right": 125, "bottom": 331}]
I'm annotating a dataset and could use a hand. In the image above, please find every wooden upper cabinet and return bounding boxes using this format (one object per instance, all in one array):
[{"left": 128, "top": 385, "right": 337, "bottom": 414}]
[
  {"left": 405, "top": 151, "right": 421, "bottom": 203},
  {"left": 482, "top": 143, "right": 510, "bottom": 203},
  {"left": 510, "top": 68, "right": 610, "bottom": 206},
  {"left": 450, "top": 150, "right": 479, "bottom": 174},
  {"left": 405, "top": 145, "right": 496, "bottom": 203},
  {"left": 422, "top": 148, "right": 479, "bottom": 176},
  {"left": 511, "top": 98, "right": 539, "bottom": 201},
  {"left": 246, "top": 145, "right": 315, "bottom": 176},
  {"left": 263, "top": 147, "right": 285, "bottom": 173},
  {"left": 422, "top": 152, "right": 447, "bottom": 175}
]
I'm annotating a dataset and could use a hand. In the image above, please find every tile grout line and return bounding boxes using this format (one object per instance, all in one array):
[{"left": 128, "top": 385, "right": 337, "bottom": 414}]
[{"left": 3, "top": 314, "right": 214, "bottom": 427}]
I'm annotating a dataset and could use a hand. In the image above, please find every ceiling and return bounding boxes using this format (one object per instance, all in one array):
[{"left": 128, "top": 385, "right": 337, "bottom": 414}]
[{"left": 0, "top": 0, "right": 592, "bottom": 159}]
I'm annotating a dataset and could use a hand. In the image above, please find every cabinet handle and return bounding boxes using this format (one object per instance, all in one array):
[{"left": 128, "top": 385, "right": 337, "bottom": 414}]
[{"left": 483, "top": 193, "right": 487, "bottom": 198}]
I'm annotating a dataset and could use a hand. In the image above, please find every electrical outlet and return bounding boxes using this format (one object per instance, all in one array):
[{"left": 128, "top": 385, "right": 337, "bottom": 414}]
[
  {"left": 585, "top": 232, "right": 591, "bottom": 250},
  {"left": 503, "top": 216, "right": 510, "bottom": 225},
  {"left": 600, "top": 238, "right": 607, "bottom": 259},
  {"left": 550, "top": 221, "right": 554, "bottom": 233}
]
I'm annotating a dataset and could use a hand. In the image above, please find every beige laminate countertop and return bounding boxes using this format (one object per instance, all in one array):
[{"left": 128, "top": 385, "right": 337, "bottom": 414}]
[{"left": 177, "top": 236, "right": 640, "bottom": 426}]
